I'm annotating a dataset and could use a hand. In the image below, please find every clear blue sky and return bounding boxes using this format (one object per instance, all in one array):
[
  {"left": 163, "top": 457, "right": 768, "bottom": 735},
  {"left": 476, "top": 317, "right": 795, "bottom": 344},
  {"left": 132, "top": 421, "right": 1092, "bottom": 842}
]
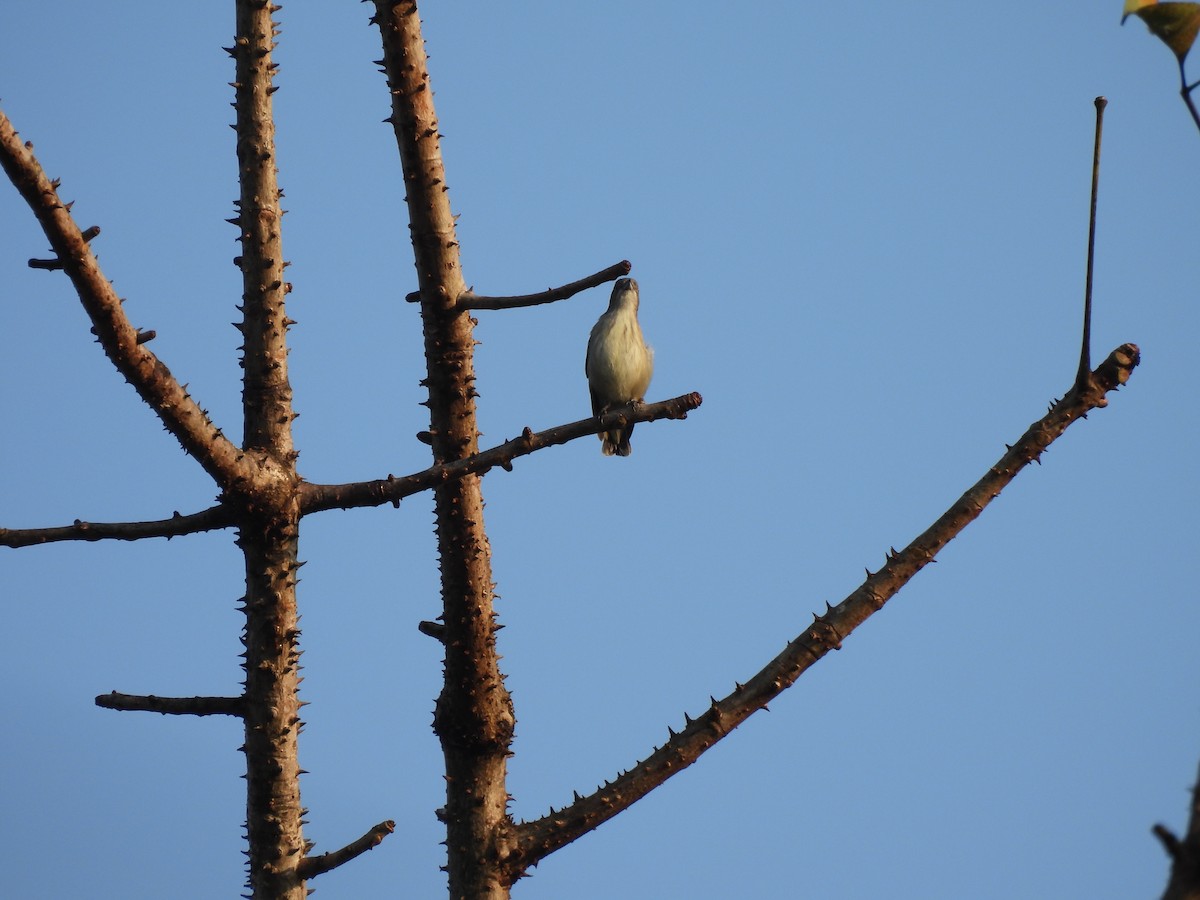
[{"left": 2, "top": 4, "right": 1197, "bottom": 898}]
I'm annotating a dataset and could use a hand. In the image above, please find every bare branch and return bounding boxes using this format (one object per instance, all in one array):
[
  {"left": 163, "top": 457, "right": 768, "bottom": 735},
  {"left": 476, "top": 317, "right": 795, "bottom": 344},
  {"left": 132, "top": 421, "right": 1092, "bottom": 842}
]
[
  {"left": 297, "top": 820, "right": 396, "bottom": 880},
  {"left": 95, "top": 692, "right": 245, "bottom": 717},
  {"left": 300, "top": 392, "right": 703, "bottom": 515},
  {"left": 0, "top": 108, "right": 257, "bottom": 492},
  {"left": 0, "top": 504, "right": 233, "bottom": 549},
  {"left": 507, "top": 345, "right": 1140, "bottom": 876},
  {"left": 451, "top": 260, "right": 632, "bottom": 311}
]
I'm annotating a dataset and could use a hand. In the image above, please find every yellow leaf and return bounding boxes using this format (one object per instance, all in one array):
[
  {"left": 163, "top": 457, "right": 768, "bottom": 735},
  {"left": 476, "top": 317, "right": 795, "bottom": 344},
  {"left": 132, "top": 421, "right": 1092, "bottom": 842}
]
[
  {"left": 1123, "top": 1, "right": 1200, "bottom": 63},
  {"left": 1123, "top": 0, "right": 1156, "bottom": 15}
]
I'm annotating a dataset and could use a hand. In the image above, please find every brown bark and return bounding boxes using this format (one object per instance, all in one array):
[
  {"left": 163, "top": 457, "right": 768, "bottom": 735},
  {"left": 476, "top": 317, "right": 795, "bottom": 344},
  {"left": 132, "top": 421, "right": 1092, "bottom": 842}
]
[
  {"left": 372, "top": 2, "right": 516, "bottom": 897},
  {"left": 230, "top": 2, "right": 306, "bottom": 897}
]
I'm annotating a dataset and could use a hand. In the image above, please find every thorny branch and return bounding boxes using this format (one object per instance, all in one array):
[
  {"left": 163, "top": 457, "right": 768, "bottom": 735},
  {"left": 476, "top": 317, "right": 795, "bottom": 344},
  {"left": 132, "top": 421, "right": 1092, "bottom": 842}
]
[
  {"left": 0, "top": 109, "right": 256, "bottom": 493},
  {"left": 301, "top": 393, "right": 702, "bottom": 514},
  {"left": 506, "top": 344, "right": 1140, "bottom": 876},
  {"left": 0, "top": 505, "right": 234, "bottom": 549}
]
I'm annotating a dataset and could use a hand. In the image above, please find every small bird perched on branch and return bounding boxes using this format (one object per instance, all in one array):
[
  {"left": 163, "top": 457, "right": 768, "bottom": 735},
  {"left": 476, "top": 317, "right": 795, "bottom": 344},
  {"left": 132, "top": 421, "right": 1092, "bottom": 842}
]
[{"left": 585, "top": 277, "right": 654, "bottom": 456}]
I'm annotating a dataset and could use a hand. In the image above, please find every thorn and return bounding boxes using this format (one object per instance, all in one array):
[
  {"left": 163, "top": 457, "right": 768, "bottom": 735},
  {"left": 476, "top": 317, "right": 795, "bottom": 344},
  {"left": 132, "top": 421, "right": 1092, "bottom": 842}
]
[{"left": 1153, "top": 823, "right": 1182, "bottom": 858}]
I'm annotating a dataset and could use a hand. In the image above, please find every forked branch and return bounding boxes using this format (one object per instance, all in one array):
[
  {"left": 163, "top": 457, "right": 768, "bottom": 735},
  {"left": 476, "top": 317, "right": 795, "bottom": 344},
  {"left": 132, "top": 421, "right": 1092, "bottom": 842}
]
[
  {"left": 1, "top": 393, "right": 703, "bottom": 547},
  {"left": 1181, "top": 63, "right": 1200, "bottom": 133},
  {"left": 507, "top": 344, "right": 1140, "bottom": 876}
]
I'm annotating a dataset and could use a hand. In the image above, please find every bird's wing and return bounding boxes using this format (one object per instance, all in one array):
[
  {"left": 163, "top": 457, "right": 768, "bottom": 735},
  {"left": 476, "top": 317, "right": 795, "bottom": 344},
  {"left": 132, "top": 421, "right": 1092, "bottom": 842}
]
[{"left": 589, "top": 385, "right": 605, "bottom": 419}]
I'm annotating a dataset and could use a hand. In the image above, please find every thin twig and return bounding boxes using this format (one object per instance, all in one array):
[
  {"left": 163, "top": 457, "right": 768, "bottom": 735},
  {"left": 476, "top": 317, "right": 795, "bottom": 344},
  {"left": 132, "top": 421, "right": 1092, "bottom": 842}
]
[
  {"left": 451, "top": 260, "right": 632, "bottom": 310},
  {"left": 1077, "top": 96, "right": 1105, "bottom": 391}
]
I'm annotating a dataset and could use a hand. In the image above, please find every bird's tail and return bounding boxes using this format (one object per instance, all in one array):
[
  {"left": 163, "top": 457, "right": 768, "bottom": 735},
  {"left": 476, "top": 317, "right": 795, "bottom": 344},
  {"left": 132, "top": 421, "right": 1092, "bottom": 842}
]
[{"left": 600, "top": 427, "right": 633, "bottom": 457}]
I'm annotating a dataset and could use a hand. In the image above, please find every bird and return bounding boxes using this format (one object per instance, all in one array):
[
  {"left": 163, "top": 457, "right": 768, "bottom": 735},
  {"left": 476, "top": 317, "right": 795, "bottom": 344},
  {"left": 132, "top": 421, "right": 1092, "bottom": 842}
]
[{"left": 585, "top": 277, "right": 654, "bottom": 456}]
